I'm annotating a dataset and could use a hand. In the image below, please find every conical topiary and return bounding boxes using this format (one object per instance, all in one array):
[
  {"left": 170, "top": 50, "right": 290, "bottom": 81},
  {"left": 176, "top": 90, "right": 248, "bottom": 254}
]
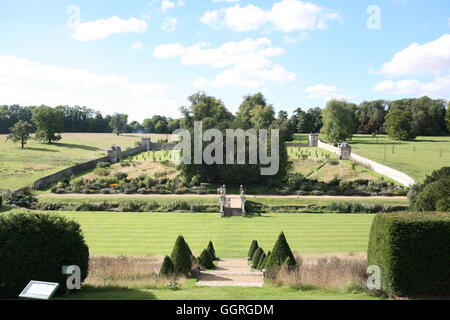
[
  {"left": 260, "top": 250, "right": 271, "bottom": 270},
  {"left": 199, "top": 249, "right": 215, "bottom": 269},
  {"left": 251, "top": 247, "right": 264, "bottom": 269},
  {"left": 265, "top": 232, "right": 296, "bottom": 270},
  {"left": 207, "top": 241, "right": 217, "bottom": 260},
  {"left": 170, "top": 235, "right": 193, "bottom": 276},
  {"left": 256, "top": 252, "right": 266, "bottom": 271},
  {"left": 248, "top": 240, "right": 259, "bottom": 260},
  {"left": 159, "top": 256, "right": 174, "bottom": 276},
  {"left": 280, "top": 257, "right": 293, "bottom": 272}
]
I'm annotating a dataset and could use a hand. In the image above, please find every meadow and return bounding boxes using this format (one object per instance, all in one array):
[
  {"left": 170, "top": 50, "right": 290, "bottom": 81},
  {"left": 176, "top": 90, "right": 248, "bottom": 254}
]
[
  {"left": 350, "top": 134, "right": 450, "bottom": 182},
  {"left": 0, "top": 133, "right": 148, "bottom": 190},
  {"left": 9, "top": 209, "right": 374, "bottom": 257}
]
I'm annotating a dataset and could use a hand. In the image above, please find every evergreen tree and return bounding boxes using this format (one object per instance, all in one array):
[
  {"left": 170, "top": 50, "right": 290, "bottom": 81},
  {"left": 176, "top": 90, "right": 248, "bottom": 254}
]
[
  {"left": 159, "top": 256, "right": 174, "bottom": 277},
  {"left": 265, "top": 232, "right": 296, "bottom": 270},
  {"left": 256, "top": 252, "right": 266, "bottom": 271},
  {"left": 260, "top": 251, "right": 271, "bottom": 270},
  {"left": 207, "top": 241, "right": 217, "bottom": 260},
  {"left": 199, "top": 249, "right": 215, "bottom": 269},
  {"left": 251, "top": 247, "right": 264, "bottom": 269},
  {"left": 280, "top": 257, "right": 294, "bottom": 272},
  {"left": 248, "top": 240, "right": 259, "bottom": 260},
  {"left": 170, "top": 235, "right": 193, "bottom": 276}
]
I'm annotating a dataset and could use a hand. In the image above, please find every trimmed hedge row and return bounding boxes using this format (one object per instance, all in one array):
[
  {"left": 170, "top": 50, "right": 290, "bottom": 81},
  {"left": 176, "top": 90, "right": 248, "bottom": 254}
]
[
  {"left": 368, "top": 212, "right": 450, "bottom": 297},
  {"left": 245, "top": 201, "right": 406, "bottom": 214}
]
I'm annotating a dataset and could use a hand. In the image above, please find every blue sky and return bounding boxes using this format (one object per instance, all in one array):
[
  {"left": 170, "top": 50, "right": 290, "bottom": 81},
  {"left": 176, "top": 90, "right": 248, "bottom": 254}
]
[{"left": 0, "top": 0, "right": 449, "bottom": 121}]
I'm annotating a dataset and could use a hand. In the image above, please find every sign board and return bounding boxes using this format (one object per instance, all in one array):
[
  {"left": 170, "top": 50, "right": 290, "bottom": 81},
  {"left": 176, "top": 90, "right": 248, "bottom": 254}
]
[{"left": 19, "top": 281, "right": 60, "bottom": 300}]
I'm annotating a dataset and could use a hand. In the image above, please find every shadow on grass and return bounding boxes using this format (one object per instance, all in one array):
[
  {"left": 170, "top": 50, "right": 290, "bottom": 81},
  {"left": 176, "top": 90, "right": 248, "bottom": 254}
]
[
  {"left": 56, "top": 143, "right": 102, "bottom": 151},
  {"left": 25, "top": 147, "right": 59, "bottom": 153},
  {"left": 60, "top": 285, "right": 158, "bottom": 300}
]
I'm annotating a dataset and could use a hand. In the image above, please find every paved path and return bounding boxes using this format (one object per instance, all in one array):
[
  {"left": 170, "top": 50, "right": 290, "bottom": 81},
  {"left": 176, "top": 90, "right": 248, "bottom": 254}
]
[{"left": 196, "top": 259, "right": 263, "bottom": 287}]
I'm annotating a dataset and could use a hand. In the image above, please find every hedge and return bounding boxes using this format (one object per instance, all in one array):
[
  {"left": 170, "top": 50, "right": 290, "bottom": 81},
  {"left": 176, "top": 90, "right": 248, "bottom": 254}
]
[
  {"left": 0, "top": 212, "right": 89, "bottom": 297},
  {"left": 368, "top": 212, "right": 450, "bottom": 297}
]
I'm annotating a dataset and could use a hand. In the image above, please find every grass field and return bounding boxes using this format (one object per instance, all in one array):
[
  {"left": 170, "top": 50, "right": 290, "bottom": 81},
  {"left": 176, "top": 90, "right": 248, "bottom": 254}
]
[
  {"left": 0, "top": 133, "right": 148, "bottom": 190},
  {"left": 61, "top": 282, "right": 384, "bottom": 300},
  {"left": 9, "top": 209, "right": 374, "bottom": 256},
  {"left": 350, "top": 134, "right": 450, "bottom": 182}
]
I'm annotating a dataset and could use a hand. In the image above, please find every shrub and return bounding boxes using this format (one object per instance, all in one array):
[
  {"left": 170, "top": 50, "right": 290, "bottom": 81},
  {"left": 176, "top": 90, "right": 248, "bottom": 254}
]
[
  {"left": 159, "top": 256, "right": 174, "bottom": 277},
  {"left": 247, "top": 240, "right": 259, "bottom": 260},
  {"left": 414, "top": 177, "right": 450, "bottom": 212},
  {"left": 207, "top": 241, "right": 217, "bottom": 261},
  {"left": 0, "top": 212, "right": 89, "bottom": 297},
  {"left": 199, "top": 249, "right": 215, "bottom": 269},
  {"left": 114, "top": 172, "right": 128, "bottom": 180},
  {"left": 368, "top": 212, "right": 450, "bottom": 297},
  {"left": 256, "top": 252, "right": 266, "bottom": 271},
  {"left": 265, "top": 232, "right": 296, "bottom": 272},
  {"left": 251, "top": 247, "right": 264, "bottom": 269},
  {"left": 93, "top": 168, "right": 110, "bottom": 177},
  {"left": 96, "top": 162, "right": 111, "bottom": 169},
  {"left": 6, "top": 193, "right": 37, "bottom": 208},
  {"left": 170, "top": 236, "right": 193, "bottom": 276}
]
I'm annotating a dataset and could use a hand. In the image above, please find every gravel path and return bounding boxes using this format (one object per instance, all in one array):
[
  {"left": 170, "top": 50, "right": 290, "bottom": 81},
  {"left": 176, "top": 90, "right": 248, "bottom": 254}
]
[{"left": 196, "top": 259, "right": 263, "bottom": 287}]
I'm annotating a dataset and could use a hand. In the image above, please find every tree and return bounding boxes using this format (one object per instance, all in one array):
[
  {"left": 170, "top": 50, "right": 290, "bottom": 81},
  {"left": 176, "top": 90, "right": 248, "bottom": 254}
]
[
  {"left": 159, "top": 256, "right": 174, "bottom": 276},
  {"left": 248, "top": 240, "right": 259, "bottom": 260},
  {"left": 256, "top": 252, "right": 266, "bottom": 271},
  {"left": 32, "top": 106, "right": 63, "bottom": 143},
  {"left": 251, "top": 247, "right": 264, "bottom": 269},
  {"left": 385, "top": 109, "right": 416, "bottom": 140},
  {"left": 356, "top": 100, "right": 387, "bottom": 134},
  {"left": 170, "top": 235, "right": 193, "bottom": 276},
  {"left": 109, "top": 113, "right": 128, "bottom": 135},
  {"left": 265, "top": 232, "right": 296, "bottom": 270},
  {"left": 320, "top": 100, "right": 355, "bottom": 143},
  {"left": 199, "top": 249, "right": 215, "bottom": 269},
  {"left": 6, "top": 120, "right": 33, "bottom": 148},
  {"left": 207, "top": 241, "right": 217, "bottom": 260},
  {"left": 446, "top": 102, "right": 450, "bottom": 133}
]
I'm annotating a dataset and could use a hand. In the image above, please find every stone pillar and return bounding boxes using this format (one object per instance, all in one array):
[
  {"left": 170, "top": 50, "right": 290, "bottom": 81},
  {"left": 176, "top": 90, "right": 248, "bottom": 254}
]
[
  {"left": 108, "top": 145, "right": 121, "bottom": 163},
  {"left": 338, "top": 142, "right": 352, "bottom": 160},
  {"left": 309, "top": 133, "right": 319, "bottom": 147}
]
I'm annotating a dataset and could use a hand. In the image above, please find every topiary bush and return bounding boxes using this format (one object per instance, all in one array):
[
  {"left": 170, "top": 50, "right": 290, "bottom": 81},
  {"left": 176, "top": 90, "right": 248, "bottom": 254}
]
[
  {"left": 368, "top": 212, "right": 450, "bottom": 297},
  {"left": 251, "top": 247, "right": 264, "bottom": 269},
  {"left": 170, "top": 235, "right": 193, "bottom": 276},
  {"left": 265, "top": 232, "right": 296, "bottom": 272},
  {"left": 256, "top": 252, "right": 266, "bottom": 271},
  {"left": 207, "top": 241, "right": 217, "bottom": 261},
  {"left": 248, "top": 240, "right": 259, "bottom": 260},
  {"left": 159, "top": 256, "right": 174, "bottom": 277},
  {"left": 199, "top": 249, "right": 215, "bottom": 270},
  {"left": 412, "top": 167, "right": 450, "bottom": 212},
  {"left": 0, "top": 212, "right": 89, "bottom": 298}
]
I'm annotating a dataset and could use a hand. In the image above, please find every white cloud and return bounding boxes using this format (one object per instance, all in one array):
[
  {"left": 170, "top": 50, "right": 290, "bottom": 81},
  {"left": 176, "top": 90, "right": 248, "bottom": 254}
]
[
  {"left": 283, "top": 32, "right": 309, "bottom": 44},
  {"left": 153, "top": 37, "right": 296, "bottom": 88},
  {"left": 132, "top": 42, "right": 144, "bottom": 51},
  {"left": 378, "top": 34, "right": 450, "bottom": 76},
  {"left": 161, "top": 0, "right": 175, "bottom": 13},
  {"left": 0, "top": 56, "right": 179, "bottom": 120},
  {"left": 161, "top": 17, "right": 177, "bottom": 32},
  {"left": 201, "top": 0, "right": 339, "bottom": 33},
  {"left": 72, "top": 16, "right": 148, "bottom": 41},
  {"left": 373, "top": 75, "right": 450, "bottom": 98},
  {"left": 305, "top": 84, "right": 354, "bottom": 101},
  {"left": 192, "top": 77, "right": 209, "bottom": 88}
]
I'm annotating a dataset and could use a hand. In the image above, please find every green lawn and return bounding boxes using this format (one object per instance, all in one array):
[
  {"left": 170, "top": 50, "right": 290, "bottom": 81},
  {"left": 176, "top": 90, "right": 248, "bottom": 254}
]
[
  {"left": 350, "top": 134, "right": 450, "bottom": 182},
  {"left": 61, "top": 282, "right": 384, "bottom": 300},
  {"left": 0, "top": 133, "right": 143, "bottom": 190},
  {"left": 10, "top": 209, "right": 374, "bottom": 256}
]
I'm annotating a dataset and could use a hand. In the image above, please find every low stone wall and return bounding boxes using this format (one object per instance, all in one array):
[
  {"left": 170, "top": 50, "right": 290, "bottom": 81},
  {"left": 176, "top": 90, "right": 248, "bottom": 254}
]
[
  {"left": 120, "top": 147, "right": 142, "bottom": 158},
  {"left": 32, "top": 156, "right": 110, "bottom": 190},
  {"left": 286, "top": 143, "right": 309, "bottom": 148},
  {"left": 318, "top": 141, "right": 416, "bottom": 187},
  {"left": 148, "top": 142, "right": 178, "bottom": 151}
]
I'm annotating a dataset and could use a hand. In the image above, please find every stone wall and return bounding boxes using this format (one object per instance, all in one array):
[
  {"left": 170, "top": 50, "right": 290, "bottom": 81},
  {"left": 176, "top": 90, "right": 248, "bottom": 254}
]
[
  {"left": 148, "top": 142, "right": 178, "bottom": 151},
  {"left": 285, "top": 142, "right": 309, "bottom": 148},
  {"left": 317, "top": 140, "right": 416, "bottom": 187},
  {"left": 32, "top": 156, "right": 110, "bottom": 190}
]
